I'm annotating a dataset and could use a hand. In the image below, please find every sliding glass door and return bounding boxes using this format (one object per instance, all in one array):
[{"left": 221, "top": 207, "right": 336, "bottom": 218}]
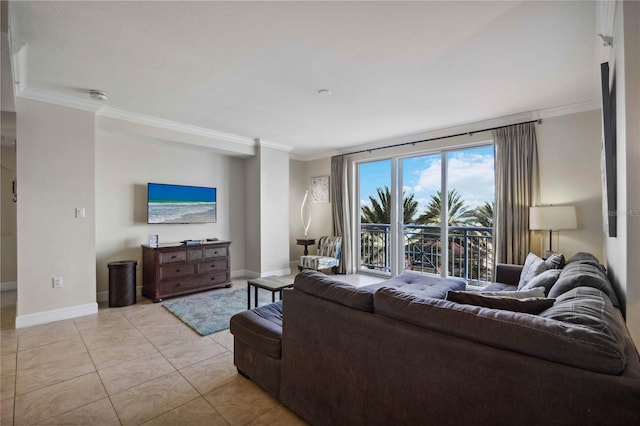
[{"left": 358, "top": 144, "right": 495, "bottom": 282}]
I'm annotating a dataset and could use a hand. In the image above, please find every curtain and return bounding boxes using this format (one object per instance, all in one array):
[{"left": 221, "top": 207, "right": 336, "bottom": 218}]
[
  {"left": 493, "top": 122, "right": 539, "bottom": 265},
  {"left": 331, "top": 155, "right": 353, "bottom": 274}
]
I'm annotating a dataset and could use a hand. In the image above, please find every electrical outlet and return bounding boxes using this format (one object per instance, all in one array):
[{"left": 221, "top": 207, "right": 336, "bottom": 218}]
[{"left": 53, "top": 276, "right": 63, "bottom": 288}]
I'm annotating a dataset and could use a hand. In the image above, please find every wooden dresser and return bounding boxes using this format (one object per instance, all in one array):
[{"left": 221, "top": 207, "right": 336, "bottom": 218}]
[{"left": 141, "top": 241, "right": 231, "bottom": 302}]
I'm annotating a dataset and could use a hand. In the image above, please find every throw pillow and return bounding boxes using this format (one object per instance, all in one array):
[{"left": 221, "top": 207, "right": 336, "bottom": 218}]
[
  {"left": 519, "top": 269, "right": 562, "bottom": 295},
  {"left": 544, "top": 253, "right": 565, "bottom": 269},
  {"left": 479, "top": 287, "right": 545, "bottom": 299},
  {"left": 446, "top": 290, "right": 555, "bottom": 314},
  {"left": 518, "top": 253, "right": 548, "bottom": 289}
]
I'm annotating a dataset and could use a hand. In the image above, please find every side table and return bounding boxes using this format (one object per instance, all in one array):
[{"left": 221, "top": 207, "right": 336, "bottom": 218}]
[
  {"left": 296, "top": 238, "right": 316, "bottom": 256},
  {"left": 247, "top": 276, "right": 295, "bottom": 309}
]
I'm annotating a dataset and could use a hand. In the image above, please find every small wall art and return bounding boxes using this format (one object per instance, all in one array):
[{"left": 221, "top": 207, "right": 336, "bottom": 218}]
[{"left": 309, "top": 176, "right": 330, "bottom": 204}]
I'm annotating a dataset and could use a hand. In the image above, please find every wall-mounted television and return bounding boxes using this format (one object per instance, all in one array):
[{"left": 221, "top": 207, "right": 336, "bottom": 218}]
[{"left": 147, "top": 183, "right": 217, "bottom": 224}]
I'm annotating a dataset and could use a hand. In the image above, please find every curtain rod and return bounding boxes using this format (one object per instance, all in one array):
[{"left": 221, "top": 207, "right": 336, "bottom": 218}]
[{"left": 338, "top": 118, "right": 542, "bottom": 157}]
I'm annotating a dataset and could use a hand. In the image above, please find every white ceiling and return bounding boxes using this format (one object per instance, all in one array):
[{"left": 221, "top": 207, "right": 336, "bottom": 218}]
[{"left": 8, "top": 1, "right": 598, "bottom": 158}]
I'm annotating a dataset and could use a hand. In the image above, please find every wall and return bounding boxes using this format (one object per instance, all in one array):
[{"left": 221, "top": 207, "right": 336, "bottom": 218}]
[
  {"left": 535, "top": 110, "right": 604, "bottom": 260},
  {"left": 1, "top": 144, "right": 16, "bottom": 287},
  {"left": 289, "top": 157, "right": 333, "bottom": 268},
  {"left": 95, "top": 130, "right": 247, "bottom": 297},
  {"left": 605, "top": 0, "right": 640, "bottom": 346},
  {"left": 16, "top": 99, "right": 97, "bottom": 326},
  {"left": 244, "top": 154, "right": 261, "bottom": 274}
]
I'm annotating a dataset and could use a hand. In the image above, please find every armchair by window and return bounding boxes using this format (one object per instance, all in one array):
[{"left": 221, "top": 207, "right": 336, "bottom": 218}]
[{"left": 298, "top": 236, "right": 342, "bottom": 274}]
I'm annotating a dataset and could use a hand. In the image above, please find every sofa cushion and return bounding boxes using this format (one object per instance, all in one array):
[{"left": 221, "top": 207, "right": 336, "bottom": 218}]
[
  {"left": 518, "top": 253, "right": 548, "bottom": 289},
  {"left": 362, "top": 271, "right": 465, "bottom": 299},
  {"left": 566, "top": 252, "right": 607, "bottom": 272},
  {"left": 479, "top": 287, "right": 546, "bottom": 298},
  {"left": 549, "top": 258, "right": 620, "bottom": 308},
  {"left": 544, "top": 253, "right": 566, "bottom": 269},
  {"left": 294, "top": 270, "right": 374, "bottom": 312},
  {"left": 446, "top": 290, "right": 554, "bottom": 314},
  {"left": 482, "top": 282, "right": 517, "bottom": 292},
  {"left": 374, "top": 287, "right": 627, "bottom": 374},
  {"left": 519, "top": 268, "right": 562, "bottom": 295},
  {"left": 229, "top": 301, "right": 283, "bottom": 359}
]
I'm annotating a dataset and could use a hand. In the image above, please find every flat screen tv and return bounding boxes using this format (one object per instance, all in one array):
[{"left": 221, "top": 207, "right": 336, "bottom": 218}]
[{"left": 147, "top": 183, "right": 217, "bottom": 224}]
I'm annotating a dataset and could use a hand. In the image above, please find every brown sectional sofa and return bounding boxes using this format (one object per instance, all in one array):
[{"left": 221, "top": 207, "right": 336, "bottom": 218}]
[{"left": 230, "top": 254, "right": 640, "bottom": 425}]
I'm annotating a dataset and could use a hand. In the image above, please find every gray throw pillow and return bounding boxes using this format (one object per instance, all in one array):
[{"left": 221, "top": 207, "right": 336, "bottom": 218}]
[
  {"left": 446, "top": 290, "right": 555, "bottom": 314},
  {"left": 479, "top": 287, "right": 545, "bottom": 299},
  {"left": 544, "top": 253, "right": 565, "bottom": 269},
  {"left": 518, "top": 253, "right": 548, "bottom": 289},
  {"left": 519, "top": 269, "right": 562, "bottom": 295}
]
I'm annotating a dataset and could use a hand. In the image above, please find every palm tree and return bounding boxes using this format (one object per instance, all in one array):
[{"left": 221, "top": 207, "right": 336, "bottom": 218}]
[
  {"left": 416, "top": 189, "right": 473, "bottom": 226},
  {"left": 471, "top": 201, "right": 494, "bottom": 228},
  {"left": 361, "top": 186, "right": 419, "bottom": 224}
]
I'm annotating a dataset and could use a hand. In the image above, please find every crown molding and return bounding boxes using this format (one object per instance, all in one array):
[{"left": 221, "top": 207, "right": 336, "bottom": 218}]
[
  {"left": 291, "top": 99, "right": 601, "bottom": 162},
  {"left": 17, "top": 86, "right": 104, "bottom": 112},
  {"left": 255, "top": 138, "right": 293, "bottom": 152},
  {"left": 98, "top": 107, "right": 255, "bottom": 147}
]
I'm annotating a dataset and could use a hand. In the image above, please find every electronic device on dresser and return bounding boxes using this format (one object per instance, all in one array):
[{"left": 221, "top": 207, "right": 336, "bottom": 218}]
[{"left": 141, "top": 240, "right": 231, "bottom": 302}]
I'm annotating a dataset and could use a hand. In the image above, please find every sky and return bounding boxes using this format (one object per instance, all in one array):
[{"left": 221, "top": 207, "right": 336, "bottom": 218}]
[{"left": 359, "top": 145, "right": 494, "bottom": 221}]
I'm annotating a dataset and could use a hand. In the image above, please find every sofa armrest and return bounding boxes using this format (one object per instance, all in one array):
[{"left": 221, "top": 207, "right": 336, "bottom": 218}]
[{"left": 495, "top": 263, "right": 523, "bottom": 286}]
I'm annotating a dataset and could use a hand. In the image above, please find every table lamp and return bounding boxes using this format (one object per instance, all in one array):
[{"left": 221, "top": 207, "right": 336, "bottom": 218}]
[{"left": 529, "top": 206, "right": 577, "bottom": 253}]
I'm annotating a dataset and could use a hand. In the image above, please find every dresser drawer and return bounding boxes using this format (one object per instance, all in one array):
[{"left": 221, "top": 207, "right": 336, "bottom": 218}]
[
  {"left": 159, "top": 263, "right": 194, "bottom": 280},
  {"left": 158, "top": 250, "right": 187, "bottom": 264},
  {"left": 198, "top": 271, "right": 230, "bottom": 287},
  {"left": 159, "top": 277, "right": 202, "bottom": 294},
  {"left": 204, "top": 246, "right": 228, "bottom": 258},
  {"left": 196, "top": 258, "right": 228, "bottom": 275},
  {"left": 188, "top": 249, "right": 203, "bottom": 261}
]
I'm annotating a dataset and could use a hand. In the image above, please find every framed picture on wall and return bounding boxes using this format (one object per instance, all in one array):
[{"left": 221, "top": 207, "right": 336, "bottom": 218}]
[{"left": 309, "top": 176, "right": 330, "bottom": 204}]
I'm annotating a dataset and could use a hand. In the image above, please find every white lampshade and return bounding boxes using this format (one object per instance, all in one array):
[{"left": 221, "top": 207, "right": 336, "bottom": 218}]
[{"left": 529, "top": 206, "right": 577, "bottom": 230}]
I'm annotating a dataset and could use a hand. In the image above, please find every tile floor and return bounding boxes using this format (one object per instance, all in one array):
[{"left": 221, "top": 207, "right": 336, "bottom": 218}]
[{"left": 0, "top": 273, "right": 384, "bottom": 425}]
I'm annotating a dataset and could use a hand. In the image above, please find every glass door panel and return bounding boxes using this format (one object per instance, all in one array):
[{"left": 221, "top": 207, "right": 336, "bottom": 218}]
[
  {"left": 358, "top": 159, "right": 392, "bottom": 274},
  {"left": 400, "top": 154, "right": 442, "bottom": 275}
]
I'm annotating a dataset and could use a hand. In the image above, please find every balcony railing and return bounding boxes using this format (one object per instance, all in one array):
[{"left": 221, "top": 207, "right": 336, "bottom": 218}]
[{"left": 360, "top": 223, "right": 494, "bottom": 282}]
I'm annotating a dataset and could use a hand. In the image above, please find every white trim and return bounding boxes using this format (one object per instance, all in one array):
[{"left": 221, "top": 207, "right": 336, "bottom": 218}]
[
  {"left": 98, "top": 107, "right": 255, "bottom": 146},
  {"left": 242, "top": 270, "right": 262, "bottom": 279},
  {"left": 12, "top": 44, "right": 27, "bottom": 95},
  {"left": 255, "top": 138, "right": 293, "bottom": 152},
  {"left": 293, "top": 100, "right": 600, "bottom": 161},
  {"left": 242, "top": 268, "right": 292, "bottom": 278},
  {"left": 15, "top": 303, "right": 98, "bottom": 329},
  {"left": 1, "top": 281, "right": 17, "bottom": 291},
  {"left": 17, "top": 87, "right": 104, "bottom": 112}
]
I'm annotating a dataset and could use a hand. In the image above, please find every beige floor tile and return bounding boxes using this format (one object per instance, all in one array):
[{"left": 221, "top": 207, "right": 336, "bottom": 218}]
[
  {"left": 80, "top": 326, "right": 147, "bottom": 350},
  {"left": 110, "top": 371, "right": 199, "bottom": 425},
  {"left": 74, "top": 310, "right": 132, "bottom": 331},
  {"left": 86, "top": 334, "right": 158, "bottom": 370},
  {"left": 1, "top": 396, "right": 14, "bottom": 426},
  {"left": 203, "top": 376, "right": 278, "bottom": 426},
  {"left": 247, "top": 404, "right": 309, "bottom": 426},
  {"left": 98, "top": 352, "right": 176, "bottom": 395},
  {"left": 16, "top": 337, "right": 95, "bottom": 395},
  {"left": 209, "top": 329, "right": 234, "bottom": 352},
  {"left": 1, "top": 373, "right": 15, "bottom": 401},
  {"left": 179, "top": 351, "right": 237, "bottom": 394},
  {"left": 17, "top": 320, "right": 80, "bottom": 351},
  {"left": 141, "top": 397, "right": 228, "bottom": 426},
  {"left": 1, "top": 330, "right": 18, "bottom": 355},
  {"left": 14, "top": 372, "right": 107, "bottom": 425},
  {"left": 136, "top": 323, "right": 201, "bottom": 351},
  {"left": 1, "top": 306, "right": 16, "bottom": 331},
  {"left": 37, "top": 397, "right": 120, "bottom": 425},
  {"left": 160, "top": 336, "right": 227, "bottom": 370}
]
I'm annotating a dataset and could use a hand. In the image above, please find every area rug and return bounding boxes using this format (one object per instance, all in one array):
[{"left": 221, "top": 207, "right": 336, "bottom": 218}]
[{"left": 163, "top": 288, "right": 273, "bottom": 336}]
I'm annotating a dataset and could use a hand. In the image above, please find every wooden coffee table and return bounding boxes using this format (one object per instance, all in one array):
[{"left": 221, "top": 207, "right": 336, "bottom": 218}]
[{"left": 247, "top": 276, "right": 295, "bottom": 309}]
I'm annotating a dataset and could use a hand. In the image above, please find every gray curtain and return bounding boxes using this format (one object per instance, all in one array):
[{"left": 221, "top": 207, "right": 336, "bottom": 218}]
[
  {"left": 493, "top": 122, "right": 539, "bottom": 265},
  {"left": 331, "top": 155, "right": 353, "bottom": 274}
]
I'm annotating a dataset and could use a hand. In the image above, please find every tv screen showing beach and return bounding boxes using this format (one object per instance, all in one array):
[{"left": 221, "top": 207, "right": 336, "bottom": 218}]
[{"left": 148, "top": 183, "right": 217, "bottom": 224}]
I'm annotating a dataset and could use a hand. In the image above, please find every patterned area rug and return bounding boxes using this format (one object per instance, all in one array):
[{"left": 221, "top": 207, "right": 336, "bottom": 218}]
[{"left": 163, "top": 287, "right": 273, "bottom": 336}]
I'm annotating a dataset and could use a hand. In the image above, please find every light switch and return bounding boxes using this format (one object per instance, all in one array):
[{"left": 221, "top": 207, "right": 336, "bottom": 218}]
[{"left": 75, "top": 207, "right": 86, "bottom": 218}]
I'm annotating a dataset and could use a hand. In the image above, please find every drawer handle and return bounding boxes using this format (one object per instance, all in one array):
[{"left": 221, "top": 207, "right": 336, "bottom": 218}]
[
  {"left": 176, "top": 269, "right": 181, "bottom": 272},
  {"left": 171, "top": 255, "right": 177, "bottom": 259},
  {"left": 210, "top": 265, "right": 215, "bottom": 269},
  {"left": 176, "top": 282, "right": 181, "bottom": 287},
  {"left": 214, "top": 251, "right": 218, "bottom": 255},
  {"left": 210, "top": 277, "right": 215, "bottom": 281}
]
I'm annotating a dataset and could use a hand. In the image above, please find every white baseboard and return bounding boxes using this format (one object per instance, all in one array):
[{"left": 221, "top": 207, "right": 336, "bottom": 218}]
[
  {"left": 16, "top": 302, "right": 98, "bottom": 329},
  {"left": 260, "top": 267, "right": 292, "bottom": 277},
  {"left": 1, "top": 281, "right": 17, "bottom": 292},
  {"left": 231, "top": 270, "right": 253, "bottom": 279},
  {"left": 96, "top": 286, "right": 143, "bottom": 303}
]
